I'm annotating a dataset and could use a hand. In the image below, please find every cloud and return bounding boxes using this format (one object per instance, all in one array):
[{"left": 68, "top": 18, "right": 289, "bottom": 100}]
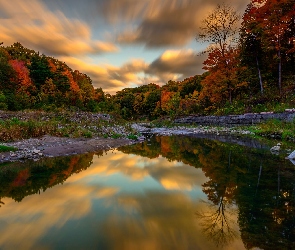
[
  {"left": 0, "top": 0, "right": 248, "bottom": 94},
  {"left": 60, "top": 56, "right": 145, "bottom": 93},
  {"left": 62, "top": 48, "right": 205, "bottom": 93},
  {"left": 108, "top": 59, "right": 148, "bottom": 83},
  {"left": 146, "top": 49, "right": 206, "bottom": 82},
  {"left": 43, "top": 0, "right": 249, "bottom": 48},
  {"left": 0, "top": 0, "right": 118, "bottom": 56},
  {"left": 101, "top": 0, "right": 248, "bottom": 48}
]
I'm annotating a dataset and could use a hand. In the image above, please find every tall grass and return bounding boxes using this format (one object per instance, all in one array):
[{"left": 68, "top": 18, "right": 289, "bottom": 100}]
[{"left": 0, "top": 112, "right": 137, "bottom": 142}]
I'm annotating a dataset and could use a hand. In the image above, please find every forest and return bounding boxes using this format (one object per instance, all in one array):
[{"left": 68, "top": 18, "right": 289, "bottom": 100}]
[{"left": 0, "top": 0, "right": 294, "bottom": 120}]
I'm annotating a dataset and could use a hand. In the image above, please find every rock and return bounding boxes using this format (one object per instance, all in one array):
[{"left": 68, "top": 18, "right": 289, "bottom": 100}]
[
  {"left": 174, "top": 112, "right": 295, "bottom": 126},
  {"left": 270, "top": 143, "right": 281, "bottom": 152},
  {"left": 286, "top": 150, "right": 295, "bottom": 159}
]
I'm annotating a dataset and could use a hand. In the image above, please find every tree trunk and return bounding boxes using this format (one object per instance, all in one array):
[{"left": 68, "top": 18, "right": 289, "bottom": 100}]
[
  {"left": 256, "top": 56, "right": 263, "bottom": 94},
  {"left": 278, "top": 49, "right": 282, "bottom": 95}
]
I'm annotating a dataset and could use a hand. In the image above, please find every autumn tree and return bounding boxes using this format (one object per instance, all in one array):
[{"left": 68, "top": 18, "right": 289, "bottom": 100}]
[
  {"left": 240, "top": 2, "right": 265, "bottom": 95},
  {"left": 197, "top": 4, "right": 241, "bottom": 104},
  {"left": 241, "top": 0, "right": 295, "bottom": 95}
]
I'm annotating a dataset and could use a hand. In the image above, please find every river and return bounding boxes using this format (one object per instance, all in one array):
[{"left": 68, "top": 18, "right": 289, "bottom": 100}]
[{"left": 0, "top": 135, "right": 294, "bottom": 249}]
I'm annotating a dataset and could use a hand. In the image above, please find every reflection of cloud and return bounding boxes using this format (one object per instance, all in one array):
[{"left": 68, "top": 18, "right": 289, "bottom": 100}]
[
  {"left": 0, "top": 148, "right": 245, "bottom": 249},
  {"left": 0, "top": 184, "right": 118, "bottom": 249},
  {"left": 0, "top": 0, "right": 118, "bottom": 56},
  {"left": 101, "top": 191, "right": 214, "bottom": 250},
  {"left": 160, "top": 178, "right": 194, "bottom": 190},
  {"left": 71, "top": 151, "right": 208, "bottom": 190}
]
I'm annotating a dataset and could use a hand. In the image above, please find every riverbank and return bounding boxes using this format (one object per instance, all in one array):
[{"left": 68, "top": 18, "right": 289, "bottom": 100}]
[
  {"left": 1, "top": 110, "right": 295, "bottom": 163},
  {"left": 0, "top": 136, "right": 141, "bottom": 163}
]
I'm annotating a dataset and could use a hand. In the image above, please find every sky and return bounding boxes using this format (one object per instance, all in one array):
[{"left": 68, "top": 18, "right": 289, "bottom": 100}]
[{"left": 0, "top": 0, "right": 249, "bottom": 94}]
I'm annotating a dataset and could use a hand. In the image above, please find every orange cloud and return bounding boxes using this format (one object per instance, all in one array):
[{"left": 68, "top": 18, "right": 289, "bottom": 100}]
[{"left": 0, "top": 0, "right": 118, "bottom": 56}]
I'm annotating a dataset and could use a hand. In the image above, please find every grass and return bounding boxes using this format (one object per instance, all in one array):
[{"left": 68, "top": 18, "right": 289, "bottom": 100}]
[
  {"left": 111, "top": 133, "right": 122, "bottom": 139},
  {"left": 0, "top": 111, "right": 136, "bottom": 142},
  {"left": 0, "top": 145, "right": 17, "bottom": 152},
  {"left": 127, "top": 134, "right": 138, "bottom": 140},
  {"left": 247, "top": 119, "right": 295, "bottom": 141},
  {"left": 151, "top": 118, "right": 174, "bottom": 128}
]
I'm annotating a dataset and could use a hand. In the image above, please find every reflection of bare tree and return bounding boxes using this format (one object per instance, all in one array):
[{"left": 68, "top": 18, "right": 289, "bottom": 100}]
[
  {"left": 0, "top": 198, "right": 4, "bottom": 207},
  {"left": 196, "top": 196, "right": 238, "bottom": 248}
]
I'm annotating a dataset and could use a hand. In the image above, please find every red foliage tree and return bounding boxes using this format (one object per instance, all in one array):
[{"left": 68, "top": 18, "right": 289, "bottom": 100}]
[{"left": 9, "top": 59, "right": 34, "bottom": 93}]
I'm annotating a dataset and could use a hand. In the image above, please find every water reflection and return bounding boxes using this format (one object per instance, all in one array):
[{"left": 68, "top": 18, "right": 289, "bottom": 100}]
[
  {"left": 0, "top": 135, "right": 294, "bottom": 249},
  {"left": 119, "top": 135, "right": 295, "bottom": 250}
]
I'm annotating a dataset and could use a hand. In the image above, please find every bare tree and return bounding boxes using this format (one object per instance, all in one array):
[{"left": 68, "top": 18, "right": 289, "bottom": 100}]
[{"left": 197, "top": 4, "right": 240, "bottom": 56}]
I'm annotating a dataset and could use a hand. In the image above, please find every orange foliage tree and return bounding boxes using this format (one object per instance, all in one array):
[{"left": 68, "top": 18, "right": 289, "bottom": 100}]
[
  {"left": 199, "top": 48, "right": 247, "bottom": 110},
  {"left": 9, "top": 59, "right": 34, "bottom": 93}
]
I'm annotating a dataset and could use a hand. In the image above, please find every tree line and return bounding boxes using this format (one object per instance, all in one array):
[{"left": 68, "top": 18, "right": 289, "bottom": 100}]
[
  {"left": 0, "top": 0, "right": 294, "bottom": 119},
  {"left": 0, "top": 42, "right": 105, "bottom": 111},
  {"left": 109, "top": 0, "right": 295, "bottom": 119}
]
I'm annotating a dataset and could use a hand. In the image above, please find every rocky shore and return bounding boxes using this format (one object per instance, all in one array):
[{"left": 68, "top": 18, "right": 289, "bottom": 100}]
[
  {"left": 1, "top": 110, "right": 295, "bottom": 164},
  {"left": 1, "top": 123, "right": 254, "bottom": 163},
  {"left": 0, "top": 135, "right": 143, "bottom": 163},
  {"left": 131, "top": 123, "right": 254, "bottom": 136}
]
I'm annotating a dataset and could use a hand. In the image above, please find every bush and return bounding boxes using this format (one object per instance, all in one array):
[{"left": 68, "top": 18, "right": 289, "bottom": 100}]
[
  {"left": 127, "top": 134, "right": 138, "bottom": 140},
  {"left": 0, "top": 145, "right": 17, "bottom": 152}
]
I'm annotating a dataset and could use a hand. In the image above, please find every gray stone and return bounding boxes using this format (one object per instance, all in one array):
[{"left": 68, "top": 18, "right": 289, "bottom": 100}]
[{"left": 174, "top": 111, "right": 295, "bottom": 126}]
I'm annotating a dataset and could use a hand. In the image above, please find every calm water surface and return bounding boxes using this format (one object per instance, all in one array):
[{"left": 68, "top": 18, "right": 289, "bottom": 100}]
[{"left": 0, "top": 135, "right": 294, "bottom": 250}]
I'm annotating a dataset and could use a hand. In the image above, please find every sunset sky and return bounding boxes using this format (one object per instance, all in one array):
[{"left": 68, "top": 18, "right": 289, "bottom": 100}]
[{"left": 0, "top": 0, "right": 248, "bottom": 93}]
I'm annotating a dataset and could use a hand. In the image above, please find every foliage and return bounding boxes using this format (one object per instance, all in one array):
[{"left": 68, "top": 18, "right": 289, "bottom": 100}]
[
  {"left": 0, "top": 42, "right": 103, "bottom": 112},
  {"left": 0, "top": 1, "right": 295, "bottom": 119}
]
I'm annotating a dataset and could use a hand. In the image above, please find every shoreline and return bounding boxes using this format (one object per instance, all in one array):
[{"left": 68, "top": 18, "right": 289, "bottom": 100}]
[
  {"left": 1, "top": 125, "right": 294, "bottom": 164},
  {"left": 0, "top": 125, "right": 255, "bottom": 164},
  {"left": 1, "top": 110, "right": 295, "bottom": 163},
  {"left": 0, "top": 135, "right": 142, "bottom": 164}
]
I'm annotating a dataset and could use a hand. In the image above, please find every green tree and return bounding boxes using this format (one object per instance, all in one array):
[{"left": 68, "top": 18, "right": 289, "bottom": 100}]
[{"left": 29, "top": 55, "right": 53, "bottom": 90}]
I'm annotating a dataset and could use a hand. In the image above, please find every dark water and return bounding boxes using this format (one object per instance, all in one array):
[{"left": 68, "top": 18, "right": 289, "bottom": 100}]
[{"left": 0, "top": 135, "right": 295, "bottom": 250}]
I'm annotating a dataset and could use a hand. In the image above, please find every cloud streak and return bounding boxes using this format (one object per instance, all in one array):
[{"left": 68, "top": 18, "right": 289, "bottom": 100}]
[
  {"left": 0, "top": 0, "right": 118, "bottom": 56},
  {"left": 0, "top": 0, "right": 249, "bottom": 93},
  {"left": 100, "top": 0, "right": 248, "bottom": 48},
  {"left": 62, "top": 49, "right": 206, "bottom": 93}
]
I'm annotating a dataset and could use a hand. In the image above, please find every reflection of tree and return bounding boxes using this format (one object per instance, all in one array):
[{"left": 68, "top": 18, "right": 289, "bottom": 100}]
[
  {"left": 196, "top": 197, "right": 237, "bottom": 248},
  {"left": 237, "top": 158, "right": 295, "bottom": 250},
  {"left": 119, "top": 134, "right": 295, "bottom": 249},
  {"left": 0, "top": 152, "right": 95, "bottom": 204}
]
